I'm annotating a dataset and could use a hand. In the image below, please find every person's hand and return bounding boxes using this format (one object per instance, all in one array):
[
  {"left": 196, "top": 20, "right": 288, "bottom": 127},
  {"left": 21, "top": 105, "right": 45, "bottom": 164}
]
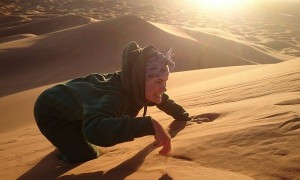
[
  {"left": 189, "top": 115, "right": 210, "bottom": 124},
  {"left": 151, "top": 118, "right": 171, "bottom": 155}
]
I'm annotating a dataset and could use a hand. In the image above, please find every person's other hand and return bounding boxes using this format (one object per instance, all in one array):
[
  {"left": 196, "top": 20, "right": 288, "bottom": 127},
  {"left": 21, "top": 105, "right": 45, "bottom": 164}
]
[{"left": 151, "top": 118, "right": 171, "bottom": 155}]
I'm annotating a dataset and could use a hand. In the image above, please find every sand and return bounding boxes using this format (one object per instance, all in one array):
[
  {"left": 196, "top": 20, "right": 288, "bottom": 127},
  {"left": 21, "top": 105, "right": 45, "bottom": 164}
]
[{"left": 0, "top": 0, "right": 299, "bottom": 179}]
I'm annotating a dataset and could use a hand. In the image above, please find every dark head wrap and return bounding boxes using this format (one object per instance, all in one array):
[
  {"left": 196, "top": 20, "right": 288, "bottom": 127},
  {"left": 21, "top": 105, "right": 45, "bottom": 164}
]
[{"left": 145, "top": 48, "right": 175, "bottom": 78}]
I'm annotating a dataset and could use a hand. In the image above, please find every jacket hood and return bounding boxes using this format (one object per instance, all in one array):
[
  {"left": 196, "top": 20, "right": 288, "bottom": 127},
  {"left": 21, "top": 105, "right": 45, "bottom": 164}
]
[{"left": 121, "top": 41, "right": 159, "bottom": 107}]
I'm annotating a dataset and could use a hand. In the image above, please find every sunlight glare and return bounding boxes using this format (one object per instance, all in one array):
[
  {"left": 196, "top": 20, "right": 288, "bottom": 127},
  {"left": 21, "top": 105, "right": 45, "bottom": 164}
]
[{"left": 191, "top": 0, "right": 251, "bottom": 10}]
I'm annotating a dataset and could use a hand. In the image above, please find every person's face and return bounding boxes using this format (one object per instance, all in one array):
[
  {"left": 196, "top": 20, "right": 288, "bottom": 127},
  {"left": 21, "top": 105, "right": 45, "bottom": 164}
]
[{"left": 145, "top": 73, "right": 169, "bottom": 104}]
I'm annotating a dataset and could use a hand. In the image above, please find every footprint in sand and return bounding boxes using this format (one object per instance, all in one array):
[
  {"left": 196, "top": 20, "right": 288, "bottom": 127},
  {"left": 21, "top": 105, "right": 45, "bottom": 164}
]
[{"left": 189, "top": 113, "right": 220, "bottom": 124}]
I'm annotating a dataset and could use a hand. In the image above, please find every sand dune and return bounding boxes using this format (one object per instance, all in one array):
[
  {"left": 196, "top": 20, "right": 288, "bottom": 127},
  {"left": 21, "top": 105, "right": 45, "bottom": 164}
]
[
  {"left": 1, "top": 0, "right": 299, "bottom": 58},
  {"left": 153, "top": 23, "right": 283, "bottom": 64},
  {"left": 0, "top": 14, "right": 32, "bottom": 28},
  {"left": 0, "top": 58, "right": 299, "bottom": 179},
  {"left": 0, "top": 65, "right": 263, "bottom": 133},
  {"left": 0, "top": 34, "right": 36, "bottom": 44},
  {"left": 0, "top": 14, "right": 97, "bottom": 38},
  {"left": 1, "top": 1, "right": 299, "bottom": 179},
  {"left": 0, "top": 15, "right": 282, "bottom": 97}
]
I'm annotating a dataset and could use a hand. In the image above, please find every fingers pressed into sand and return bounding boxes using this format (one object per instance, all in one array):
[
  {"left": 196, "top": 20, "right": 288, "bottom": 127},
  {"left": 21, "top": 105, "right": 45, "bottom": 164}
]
[
  {"left": 151, "top": 118, "right": 172, "bottom": 155},
  {"left": 159, "top": 139, "right": 171, "bottom": 154}
]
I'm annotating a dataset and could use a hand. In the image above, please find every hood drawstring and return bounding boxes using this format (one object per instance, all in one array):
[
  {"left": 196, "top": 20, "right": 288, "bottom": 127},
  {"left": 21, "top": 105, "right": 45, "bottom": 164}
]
[{"left": 142, "top": 104, "right": 148, "bottom": 117}]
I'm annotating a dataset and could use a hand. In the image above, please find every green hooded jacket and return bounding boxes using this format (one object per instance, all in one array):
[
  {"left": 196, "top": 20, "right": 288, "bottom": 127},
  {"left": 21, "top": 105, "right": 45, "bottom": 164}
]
[{"left": 35, "top": 41, "right": 190, "bottom": 147}]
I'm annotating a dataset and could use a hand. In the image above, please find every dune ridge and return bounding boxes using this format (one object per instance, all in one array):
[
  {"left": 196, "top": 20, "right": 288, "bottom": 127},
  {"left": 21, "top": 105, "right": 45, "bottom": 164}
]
[
  {"left": 1, "top": 0, "right": 300, "bottom": 58},
  {"left": 0, "top": 34, "right": 36, "bottom": 44},
  {"left": 0, "top": 15, "right": 282, "bottom": 97},
  {"left": 0, "top": 14, "right": 97, "bottom": 38}
]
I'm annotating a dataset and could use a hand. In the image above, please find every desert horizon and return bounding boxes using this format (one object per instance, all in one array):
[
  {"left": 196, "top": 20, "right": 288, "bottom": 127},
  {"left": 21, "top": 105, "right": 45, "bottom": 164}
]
[{"left": 0, "top": 0, "right": 299, "bottom": 179}]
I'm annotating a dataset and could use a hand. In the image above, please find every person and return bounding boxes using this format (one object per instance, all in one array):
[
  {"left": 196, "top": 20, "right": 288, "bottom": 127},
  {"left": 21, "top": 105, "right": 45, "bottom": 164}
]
[{"left": 34, "top": 41, "right": 191, "bottom": 163}]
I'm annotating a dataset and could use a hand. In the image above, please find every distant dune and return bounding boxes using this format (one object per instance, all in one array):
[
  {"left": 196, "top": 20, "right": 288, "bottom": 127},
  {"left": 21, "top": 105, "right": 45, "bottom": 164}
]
[
  {"left": 0, "top": 34, "right": 36, "bottom": 44},
  {"left": 0, "top": 14, "right": 97, "bottom": 38},
  {"left": 0, "top": 15, "right": 32, "bottom": 28},
  {"left": 0, "top": 15, "right": 282, "bottom": 97}
]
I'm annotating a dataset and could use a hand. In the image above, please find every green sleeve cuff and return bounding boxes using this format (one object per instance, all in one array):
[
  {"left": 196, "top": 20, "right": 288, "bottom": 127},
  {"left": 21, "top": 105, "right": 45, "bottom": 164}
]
[{"left": 130, "top": 116, "right": 155, "bottom": 138}]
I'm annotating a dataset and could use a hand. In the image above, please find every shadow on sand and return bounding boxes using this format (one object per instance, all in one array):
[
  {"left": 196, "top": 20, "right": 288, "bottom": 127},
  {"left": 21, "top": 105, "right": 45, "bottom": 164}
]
[
  {"left": 18, "top": 149, "right": 83, "bottom": 180},
  {"left": 55, "top": 120, "right": 187, "bottom": 179}
]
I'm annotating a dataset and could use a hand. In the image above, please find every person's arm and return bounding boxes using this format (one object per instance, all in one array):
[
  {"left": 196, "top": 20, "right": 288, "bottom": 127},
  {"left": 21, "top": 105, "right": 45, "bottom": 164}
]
[
  {"left": 82, "top": 93, "right": 155, "bottom": 147},
  {"left": 156, "top": 93, "right": 190, "bottom": 121}
]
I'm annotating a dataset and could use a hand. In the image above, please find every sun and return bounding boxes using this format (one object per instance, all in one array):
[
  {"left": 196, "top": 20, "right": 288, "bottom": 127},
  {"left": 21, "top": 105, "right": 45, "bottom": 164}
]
[
  {"left": 203, "top": 0, "right": 238, "bottom": 8},
  {"left": 190, "top": 0, "right": 250, "bottom": 10}
]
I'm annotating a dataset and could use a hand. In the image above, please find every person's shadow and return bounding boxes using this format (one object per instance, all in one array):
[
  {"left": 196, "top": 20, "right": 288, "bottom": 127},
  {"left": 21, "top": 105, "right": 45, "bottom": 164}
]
[
  {"left": 18, "top": 119, "right": 190, "bottom": 180},
  {"left": 18, "top": 149, "right": 84, "bottom": 180}
]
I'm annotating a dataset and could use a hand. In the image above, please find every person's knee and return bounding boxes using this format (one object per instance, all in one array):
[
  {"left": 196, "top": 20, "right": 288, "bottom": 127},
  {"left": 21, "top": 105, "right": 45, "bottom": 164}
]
[{"left": 58, "top": 144, "right": 100, "bottom": 163}]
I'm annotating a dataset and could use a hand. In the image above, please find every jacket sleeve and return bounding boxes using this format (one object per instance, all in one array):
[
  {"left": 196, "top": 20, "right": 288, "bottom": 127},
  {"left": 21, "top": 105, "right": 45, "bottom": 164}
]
[
  {"left": 156, "top": 93, "right": 190, "bottom": 121},
  {"left": 82, "top": 93, "right": 154, "bottom": 147}
]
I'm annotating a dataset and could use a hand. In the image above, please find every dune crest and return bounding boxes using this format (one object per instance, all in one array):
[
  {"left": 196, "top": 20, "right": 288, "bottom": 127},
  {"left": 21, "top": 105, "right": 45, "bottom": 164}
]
[
  {"left": 0, "top": 15, "right": 283, "bottom": 97},
  {"left": 0, "top": 14, "right": 97, "bottom": 38},
  {"left": 0, "top": 34, "right": 36, "bottom": 43}
]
